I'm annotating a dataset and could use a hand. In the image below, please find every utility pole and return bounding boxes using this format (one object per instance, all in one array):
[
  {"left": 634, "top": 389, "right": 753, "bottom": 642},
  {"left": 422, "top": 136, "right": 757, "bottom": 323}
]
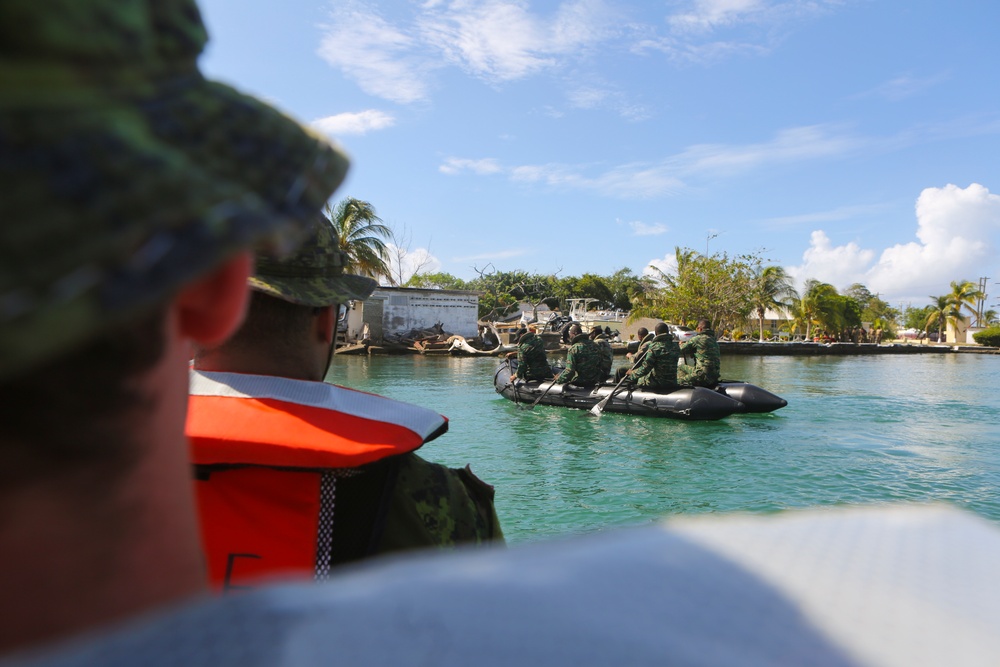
[
  {"left": 975, "top": 276, "right": 989, "bottom": 327},
  {"left": 705, "top": 231, "right": 718, "bottom": 258}
]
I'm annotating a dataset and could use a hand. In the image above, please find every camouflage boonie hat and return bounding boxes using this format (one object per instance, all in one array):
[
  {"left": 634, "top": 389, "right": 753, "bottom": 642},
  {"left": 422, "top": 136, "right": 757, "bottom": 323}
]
[
  {"left": 0, "top": 0, "right": 351, "bottom": 381},
  {"left": 249, "top": 217, "right": 378, "bottom": 307}
]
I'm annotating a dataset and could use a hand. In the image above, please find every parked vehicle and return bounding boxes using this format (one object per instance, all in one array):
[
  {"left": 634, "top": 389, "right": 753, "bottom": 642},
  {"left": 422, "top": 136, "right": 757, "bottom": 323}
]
[{"left": 670, "top": 324, "right": 697, "bottom": 342}]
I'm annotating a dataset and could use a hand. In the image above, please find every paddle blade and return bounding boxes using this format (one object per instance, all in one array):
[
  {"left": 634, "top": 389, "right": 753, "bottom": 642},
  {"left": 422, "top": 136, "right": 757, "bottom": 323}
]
[{"left": 589, "top": 403, "right": 604, "bottom": 417}]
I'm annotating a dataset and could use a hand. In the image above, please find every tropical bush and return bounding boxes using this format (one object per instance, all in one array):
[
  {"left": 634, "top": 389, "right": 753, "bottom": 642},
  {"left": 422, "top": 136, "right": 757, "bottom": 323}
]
[{"left": 972, "top": 326, "right": 1000, "bottom": 347}]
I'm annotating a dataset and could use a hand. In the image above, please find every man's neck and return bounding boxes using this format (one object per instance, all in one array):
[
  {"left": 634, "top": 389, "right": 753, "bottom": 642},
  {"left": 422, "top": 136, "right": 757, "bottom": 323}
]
[
  {"left": 194, "top": 347, "right": 321, "bottom": 382},
  {"left": 0, "top": 331, "right": 207, "bottom": 655}
]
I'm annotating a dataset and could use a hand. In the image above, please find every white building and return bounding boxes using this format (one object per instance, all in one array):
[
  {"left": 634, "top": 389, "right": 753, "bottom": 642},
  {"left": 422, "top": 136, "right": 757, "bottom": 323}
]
[{"left": 342, "top": 287, "right": 480, "bottom": 343}]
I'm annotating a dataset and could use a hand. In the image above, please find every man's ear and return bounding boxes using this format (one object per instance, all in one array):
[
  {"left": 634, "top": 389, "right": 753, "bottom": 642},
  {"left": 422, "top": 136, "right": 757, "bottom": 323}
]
[
  {"left": 315, "top": 305, "right": 336, "bottom": 345},
  {"left": 174, "top": 252, "right": 253, "bottom": 346}
]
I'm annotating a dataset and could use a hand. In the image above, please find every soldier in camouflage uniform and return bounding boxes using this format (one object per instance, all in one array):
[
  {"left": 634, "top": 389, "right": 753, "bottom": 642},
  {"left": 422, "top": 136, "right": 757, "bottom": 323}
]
[
  {"left": 506, "top": 329, "right": 554, "bottom": 381},
  {"left": 556, "top": 324, "right": 604, "bottom": 386},
  {"left": 191, "top": 216, "right": 504, "bottom": 576},
  {"left": 0, "top": 0, "right": 369, "bottom": 650},
  {"left": 590, "top": 326, "right": 614, "bottom": 382},
  {"left": 677, "top": 318, "right": 722, "bottom": 387},
  {"left": 626, "top": 322, "right": 680, "bottom": 392}
]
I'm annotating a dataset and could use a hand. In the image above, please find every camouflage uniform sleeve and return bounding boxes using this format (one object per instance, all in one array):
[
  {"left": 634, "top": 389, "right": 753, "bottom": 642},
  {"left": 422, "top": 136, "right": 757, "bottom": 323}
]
[
  {"left": 377, "top": 453, "right": 505, "bottom": 554},
  {"left": 556, "top": 345, "right": 577, "bottom": 383}
]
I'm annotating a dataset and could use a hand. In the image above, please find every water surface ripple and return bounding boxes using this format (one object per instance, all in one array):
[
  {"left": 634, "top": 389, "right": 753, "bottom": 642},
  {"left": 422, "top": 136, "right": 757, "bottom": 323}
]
[{"left": 330, "top": 353, "right": 1000, "bottom": 543}]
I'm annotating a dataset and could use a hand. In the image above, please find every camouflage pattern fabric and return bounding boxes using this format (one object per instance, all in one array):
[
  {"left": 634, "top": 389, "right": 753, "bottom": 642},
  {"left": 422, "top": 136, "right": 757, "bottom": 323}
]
[
  {"left": 379, "top": 453, "right": 504, "bottom": 551},
  {"left": 630, "top": 333, "right": 680, "bottom": 392},
  {"left": 556, "top": 334, "right": 604, "bottom": 385},
  {"left": 678, "top": 329, "right": 722, "bottom": 386},
  {"left": 513, "top": 332, "right": 553, "bottom": 381},
  {"left": 0, "top": 0, "right": 348, "bottom": 381},
  {"left": 595, "top": 337, "right": 614, "bottom": 381},
  {"left": 250, "top": 216, "right": 378, "bottom": 307}
]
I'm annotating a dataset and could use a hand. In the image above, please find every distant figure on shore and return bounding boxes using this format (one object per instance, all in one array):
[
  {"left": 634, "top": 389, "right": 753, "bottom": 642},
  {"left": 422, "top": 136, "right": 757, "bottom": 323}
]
[
  {"left": 625, "top": 322, "right": 680, "bottom": 393},
  {"left": 506, "top": 328, "right": 554, "bottom": 382},
  {"left": 678, "top": 319, "right": 721, "bottom": 387},
  {"left": 556, "top": 324, "right": 603, "bottom": 386}
]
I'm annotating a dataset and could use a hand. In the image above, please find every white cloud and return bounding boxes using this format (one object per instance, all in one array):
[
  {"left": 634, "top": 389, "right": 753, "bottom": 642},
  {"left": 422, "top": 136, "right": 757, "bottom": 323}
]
[
  {"left": 318, "top": 1, "right": 617, "bottom": 104},
  {"left": 855, "top": 72, "right": 951, "bottom": 102},
  {"left": 312, "top": 110, "right": 395, "bottom": 136},
  {"left": 620, "top": 218, "right": 669, "bottom": 236},
  {"left": 438, "top": 124, "right": 855, "bottom": 198},
  {"left": 668, "top": 0, "right": 766, "bottom": 34},
  {"left": 786, "top": 230, "right": 876, "bottom": 291},
  {"left": 439, "top": 157, "right": 503, "bottom": 175},
  {"left": 645, "top": 252, "right": 679, "bottom": 281},
  {"left": 417, "top": 0, "right": 616, "bottom": 82},
  {"left": 566, "top": 84, "right": 652, "bottom": 121},
  {"left": 318, "top": 6, "right": 435, "bottom": 104},
  {"left": 634, "top": 0, "right": 842, "bottom": 65},
  {"left": 388, "top": 245, "right": 441, "bottom": 284},
  {"left": 785, "top": 184, "right": 1000, "bottom": 302},
  {"left": 865, "top": 183, "right": 1000, "bottom": 300},
  {"left": 760, "top": 202, "right": 893, "bottom": 228},
  {"left": 679, "top": 124, "right": 862, "bottom": 174}
]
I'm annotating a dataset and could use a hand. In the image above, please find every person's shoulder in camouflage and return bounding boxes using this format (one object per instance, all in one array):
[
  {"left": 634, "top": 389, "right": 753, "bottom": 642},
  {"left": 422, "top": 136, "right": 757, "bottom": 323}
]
[
  {"left": 677, "top": 319, "right": 721, "bottom": 386},
  {"left": 516, "top": 331, "right": 553, "bottom": 381},
  {"left": 589, "top": 327, "right": 614, "bottom": 382},
  {"left": 379, "top": 453, "right": 504, "bottom": 552},
  {"left": 631, "top": 323, "right": 680, "bottom": 392},
  {"left": 556, "top": 325, "right": 603, "bottom": 385}
]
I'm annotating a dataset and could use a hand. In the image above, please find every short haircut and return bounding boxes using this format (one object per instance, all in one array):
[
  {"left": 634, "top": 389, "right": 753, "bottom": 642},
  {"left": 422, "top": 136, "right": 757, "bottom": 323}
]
[
  {"left": 654, "top": 322, "right": 669, "bottom": 336},
  {"left": 697, "top": 318, "right": 710, "bottom": 329},
  {"left": 0, "top": 307, "right": 168, "bottom": 485},
  {"left": 568, "top": 324, "right": 582, "bottom": 337},
  {"left": 197, "top": 291, "right": 323, "bottom": 364},
  {"left": 637, "top": 327, "right": 649, "bottom": 338}
]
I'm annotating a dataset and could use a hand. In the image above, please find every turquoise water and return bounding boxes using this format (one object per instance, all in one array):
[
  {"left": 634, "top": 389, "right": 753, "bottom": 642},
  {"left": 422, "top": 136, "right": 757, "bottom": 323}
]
[{"left": 328, "top": 353, "right": 1000, "bottom": 544}]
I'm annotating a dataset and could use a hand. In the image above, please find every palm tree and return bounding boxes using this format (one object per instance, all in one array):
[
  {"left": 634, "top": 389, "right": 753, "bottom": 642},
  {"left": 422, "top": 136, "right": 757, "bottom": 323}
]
[
  {"left": 750, "top": 265, "right": 797, "bottom": 342},
  {"left": 947, "top": 279, "right": 983, "bottom": 327},
  {"left": 323, "top": 198, "right": 393, "bottom": 283},
  {"left": 791, "top": 280, "right": 837, "bottom": 340},
  {"left": 925, "top": 295, "right": 953, "bottom": 342}
]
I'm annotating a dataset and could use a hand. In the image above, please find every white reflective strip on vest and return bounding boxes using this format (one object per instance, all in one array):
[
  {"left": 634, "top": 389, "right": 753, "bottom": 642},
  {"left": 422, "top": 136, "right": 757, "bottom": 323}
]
[{"left": 189, "top": 370, "right": 447, "bottom": 440}]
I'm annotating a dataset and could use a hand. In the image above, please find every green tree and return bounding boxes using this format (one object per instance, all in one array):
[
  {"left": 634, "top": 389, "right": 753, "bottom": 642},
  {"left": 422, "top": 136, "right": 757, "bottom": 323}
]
[
  {"left": 630, "top": 247, "right": 756, "bottom": 332},
  {"left": 467, "top": 266, "right": 557, "bottom": 321},
  {"left": 903, "top": 304, "right": 934, "bottom": 331},
  {"left": 405, "top": 272, "right": 468, "bottom": 290},
  {"left": 604, "top": 268, "right": 647, "bottom": 312},
  {"left": 324, "top": 198, "right": 393, "bottom": 283},
  {"left": 790, "top": 280, "right": 839, "bottom": 339}
]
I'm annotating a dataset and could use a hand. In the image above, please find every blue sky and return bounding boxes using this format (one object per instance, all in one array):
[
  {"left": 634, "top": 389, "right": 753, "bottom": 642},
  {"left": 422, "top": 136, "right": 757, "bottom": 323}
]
[{"left": 198, "top": 0, "right": 1000, "bottom": 309}]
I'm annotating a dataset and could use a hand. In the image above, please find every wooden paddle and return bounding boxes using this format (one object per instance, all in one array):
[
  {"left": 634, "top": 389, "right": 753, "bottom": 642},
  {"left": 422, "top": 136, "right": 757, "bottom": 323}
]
[
  {"left": 520, "top": 376, "right": 559, "bottom": 410},
  {"left": 589, "top": 335, "right": 652, "bottom": 417}
]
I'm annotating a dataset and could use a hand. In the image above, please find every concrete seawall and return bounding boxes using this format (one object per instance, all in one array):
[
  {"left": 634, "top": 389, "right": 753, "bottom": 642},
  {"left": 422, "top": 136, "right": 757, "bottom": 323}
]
[{"left": 716, "top": 341, "right": 996, "bottom": 355}]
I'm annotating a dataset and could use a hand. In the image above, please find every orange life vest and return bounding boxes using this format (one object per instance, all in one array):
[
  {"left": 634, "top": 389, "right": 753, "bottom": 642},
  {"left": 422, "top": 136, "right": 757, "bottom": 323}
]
[{"left": 187, "top": 370, "right": 448, "bottom": 591}]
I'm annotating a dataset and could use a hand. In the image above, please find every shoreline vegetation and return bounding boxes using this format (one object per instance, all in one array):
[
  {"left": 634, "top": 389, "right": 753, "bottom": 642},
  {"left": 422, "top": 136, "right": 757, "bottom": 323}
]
[{"left": 337, "top": 337, "right": 998, "bottom": 357}]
